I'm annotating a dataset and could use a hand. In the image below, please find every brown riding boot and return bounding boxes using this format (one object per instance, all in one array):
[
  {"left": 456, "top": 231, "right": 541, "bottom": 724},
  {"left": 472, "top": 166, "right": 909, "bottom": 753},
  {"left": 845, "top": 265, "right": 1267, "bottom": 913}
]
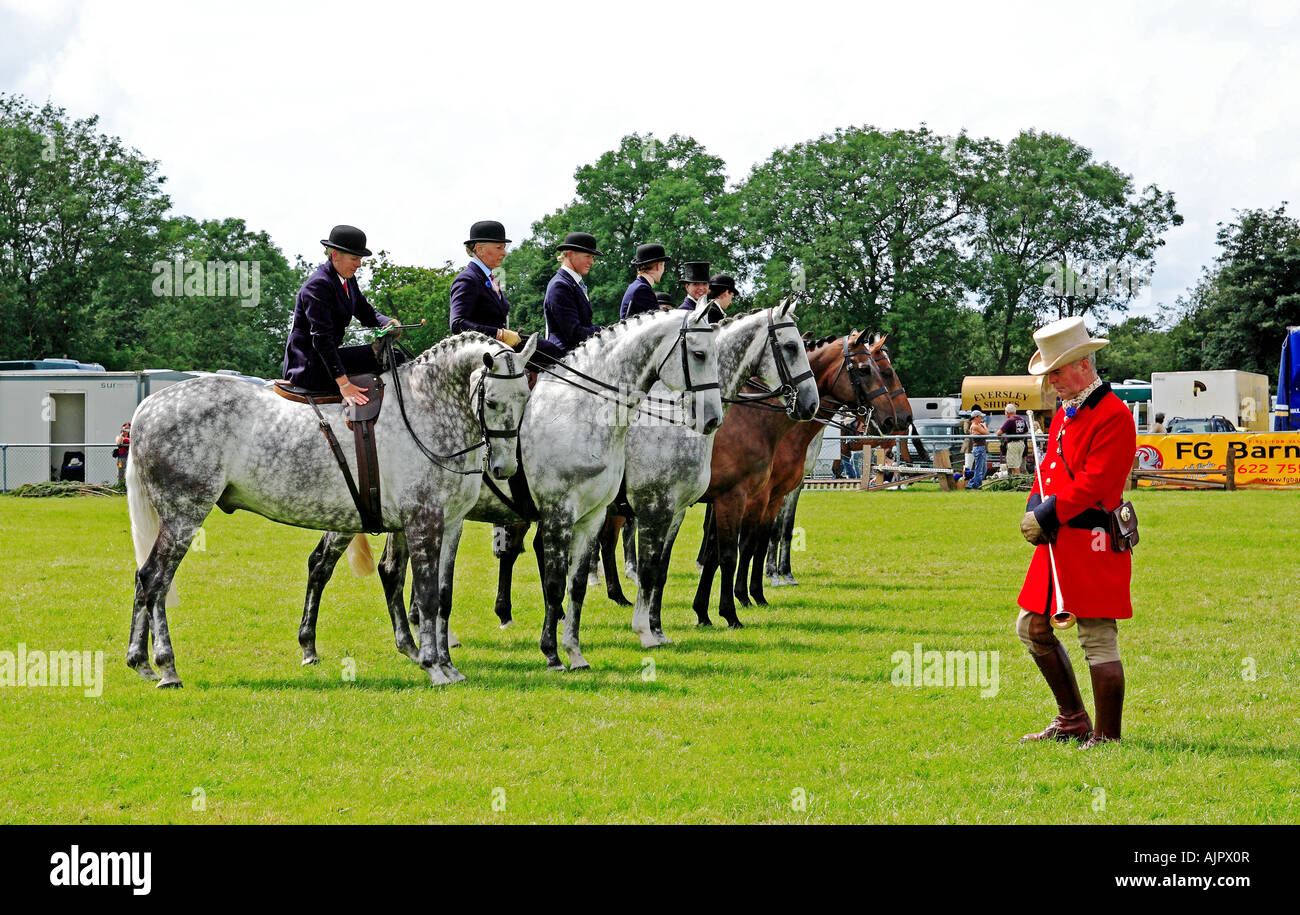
[
  {"left": 1020, "top": 643, "right": 1093, "bottom": 743},
  {"left": 1080, "top": 661, "right": 1125, "bottom": 749}
]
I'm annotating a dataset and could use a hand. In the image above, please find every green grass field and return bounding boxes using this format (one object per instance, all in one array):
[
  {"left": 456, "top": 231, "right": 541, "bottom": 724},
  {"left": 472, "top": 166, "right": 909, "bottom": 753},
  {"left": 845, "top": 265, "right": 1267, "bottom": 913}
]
[{"left": 1, "top": 488, "right": 1296, "bottom": 824}]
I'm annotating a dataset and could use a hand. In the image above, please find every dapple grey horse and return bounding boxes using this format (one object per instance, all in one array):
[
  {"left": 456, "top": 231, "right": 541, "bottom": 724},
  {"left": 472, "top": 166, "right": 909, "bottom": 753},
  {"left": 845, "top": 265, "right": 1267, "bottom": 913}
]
[
  {"left": 302, "top": 302, "right": 724, "bottom": 671},
  {"left": 125, "top": 333, "right": 535, "bottom": 687},
  {"left": 622, "top": 302, "right": 820, "bottom": 647}
]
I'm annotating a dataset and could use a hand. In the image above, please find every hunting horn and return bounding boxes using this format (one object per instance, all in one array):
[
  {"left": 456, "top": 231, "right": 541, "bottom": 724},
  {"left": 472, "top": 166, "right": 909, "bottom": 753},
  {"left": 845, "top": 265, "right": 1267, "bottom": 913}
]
[{"left": 1026, "top": 410, "right": 1076, "bottom": 631}]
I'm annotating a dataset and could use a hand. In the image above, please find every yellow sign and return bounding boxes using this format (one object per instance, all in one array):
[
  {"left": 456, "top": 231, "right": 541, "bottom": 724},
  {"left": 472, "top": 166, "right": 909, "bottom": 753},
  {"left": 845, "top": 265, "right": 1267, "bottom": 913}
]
[
  {"left": 961, "top": 376, "right": 1057, "bottom": 412},
  {"left": 1136, "top": 433, "right": 1300, "bottom": 487}
]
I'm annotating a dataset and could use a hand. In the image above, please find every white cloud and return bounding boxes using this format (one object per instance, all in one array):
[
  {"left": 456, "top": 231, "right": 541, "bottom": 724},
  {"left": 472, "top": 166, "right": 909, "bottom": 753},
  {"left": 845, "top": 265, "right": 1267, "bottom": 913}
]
[{"left": 4, "top": 0, "right": 1298, "bottom": 324}]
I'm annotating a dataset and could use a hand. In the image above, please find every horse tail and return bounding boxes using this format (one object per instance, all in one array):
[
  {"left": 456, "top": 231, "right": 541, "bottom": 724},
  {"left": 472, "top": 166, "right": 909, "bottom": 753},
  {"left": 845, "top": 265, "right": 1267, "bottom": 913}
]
[
  {"left": 346, "top": 534, "right": 376, "bottom": 577},
  {"left": 125, "top": 454, "right": 180, "bottom": 607}
]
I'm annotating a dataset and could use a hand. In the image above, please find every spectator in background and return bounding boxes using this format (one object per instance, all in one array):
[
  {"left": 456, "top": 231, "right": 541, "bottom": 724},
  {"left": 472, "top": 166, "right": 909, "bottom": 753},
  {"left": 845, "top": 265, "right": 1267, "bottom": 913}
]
[
  {"left": 1150, "top": 411, "right": 1166, "bottom": 433},
  {"left": 968, "top": 410, "right": 990, "bottom": 489},
  {"left": 998, "top": 403, "right": 1029, "bottom": 473},
  {"left": 114, "top": 421, "right": 131, "bottom": 485}
]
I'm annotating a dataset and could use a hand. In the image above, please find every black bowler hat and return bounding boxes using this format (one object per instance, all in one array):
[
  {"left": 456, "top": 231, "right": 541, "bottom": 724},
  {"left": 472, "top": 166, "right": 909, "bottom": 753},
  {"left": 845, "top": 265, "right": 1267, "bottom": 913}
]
[
  {"left": 655, "top": 292, "right": 675, "bottom": 308},
  {"left": 557, "top": 232, "right": 603, "bottom": 256},
  {"left": 465, "top": 220, "right": 511, "bottom": 245},
  {"left": 709, "top": 273, "right": 738, "bottom": 296},
  {"left": 680, "top": 261, "right": 710, "bottom": 285},
  {"left": 631, "top": 243, "right": 671, "bottom": 267},
  {"left": 320, "top": 225, "right": 371, "bottom": 257}
]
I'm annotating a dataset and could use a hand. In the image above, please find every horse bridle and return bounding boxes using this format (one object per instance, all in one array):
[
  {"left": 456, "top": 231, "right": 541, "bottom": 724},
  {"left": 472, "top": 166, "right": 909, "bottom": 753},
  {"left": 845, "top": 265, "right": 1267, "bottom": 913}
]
[
  {"left": 539, "top": 311, "right": 718, "bottom": 425},
  {"left": 389, "top": 341, "right": 527, "bottom": 476},
  {"left": 725, "top": 311, "right": 816, "bottom": 417}
]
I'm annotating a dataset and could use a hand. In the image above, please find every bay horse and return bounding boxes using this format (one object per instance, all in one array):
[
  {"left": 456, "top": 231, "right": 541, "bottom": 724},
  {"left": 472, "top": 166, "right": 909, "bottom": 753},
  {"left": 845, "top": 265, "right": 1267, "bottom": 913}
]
[
  {"left": 693, "top": 330, "right": 902, "bottom": 627},
  {"left": 731, "top": 334, "right": 914, "bottom": 609},
  {"left": 764, "top": 427, "right": 824, "bottom": 587},
  {"left": 300, "top": 302, "right": 724, "bottom": 671},
  {"left": 125, "top": 333, "right": 535, "bottom": 687}
]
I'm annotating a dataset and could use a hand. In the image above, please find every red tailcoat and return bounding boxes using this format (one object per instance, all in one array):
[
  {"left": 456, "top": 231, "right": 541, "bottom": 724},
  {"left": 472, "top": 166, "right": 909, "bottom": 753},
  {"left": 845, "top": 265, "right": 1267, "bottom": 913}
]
[{"left": 1017, "top": 383, "right": 1136, "bottom": 620}]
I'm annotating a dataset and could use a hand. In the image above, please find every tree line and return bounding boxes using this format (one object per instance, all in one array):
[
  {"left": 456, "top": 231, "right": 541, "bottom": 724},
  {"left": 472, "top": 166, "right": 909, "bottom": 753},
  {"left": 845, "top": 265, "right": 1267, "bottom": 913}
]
[{"left": 3, "top": 93, "right": 1297, "bottom": 393}]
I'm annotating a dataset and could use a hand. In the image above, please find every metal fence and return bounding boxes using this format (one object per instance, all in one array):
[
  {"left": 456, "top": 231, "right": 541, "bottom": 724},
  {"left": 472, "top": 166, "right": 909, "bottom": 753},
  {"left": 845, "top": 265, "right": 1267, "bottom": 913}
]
[
  {"left": 809, "top": 433, "right": 1031, "bottom": 481},
  {"left": 1, "top": 444, "right": 124, "bottom": 492}
]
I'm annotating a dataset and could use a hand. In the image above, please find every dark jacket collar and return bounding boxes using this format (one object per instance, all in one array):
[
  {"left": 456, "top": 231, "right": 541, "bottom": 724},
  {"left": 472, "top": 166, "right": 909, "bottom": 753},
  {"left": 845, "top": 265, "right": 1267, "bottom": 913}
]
[{"left": 1082, "top": 381, "right": 1111, "bottom": 411}]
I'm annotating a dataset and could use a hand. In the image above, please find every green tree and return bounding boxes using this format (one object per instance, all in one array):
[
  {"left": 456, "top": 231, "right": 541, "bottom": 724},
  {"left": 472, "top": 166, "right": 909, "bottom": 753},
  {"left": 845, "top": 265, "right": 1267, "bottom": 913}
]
[
  {"left": 129, "top": 216, "right": 298, "bottom": 377},
  {"left": 734, "top": 125, "right": 980, "bottom": 392},
  {"left": 501, "top": 133, "right": 736, "bottom": 334},
  {"left": 0, "top": 93, "right": 171, "bottom": 361},
  {"left": 966, "top": 130, "right": 1181, "bottom": 376},
  {"left": 362, "top": 252, "right": 458, "bottom": 355},
  {"left": 1175, "top": 205, "right": 1300, "bottom": 385}
]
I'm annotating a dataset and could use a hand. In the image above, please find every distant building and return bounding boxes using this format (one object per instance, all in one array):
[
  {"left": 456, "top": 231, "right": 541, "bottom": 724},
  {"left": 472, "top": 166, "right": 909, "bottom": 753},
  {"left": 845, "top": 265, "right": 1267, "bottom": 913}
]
[{"left": 0, "top": 364, "right": 266, "bottom": 489}]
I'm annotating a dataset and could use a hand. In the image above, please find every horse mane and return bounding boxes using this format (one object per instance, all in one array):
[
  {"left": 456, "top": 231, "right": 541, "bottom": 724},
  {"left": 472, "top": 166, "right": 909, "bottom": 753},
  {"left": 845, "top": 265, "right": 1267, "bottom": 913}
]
[
  {"left": 712, "top": 307, "right": 768, "bottom": 330},
  {"left": 557, "top": 308, "right": 666, "bottom": 364},
  {"left": 406, "top": 331, "right": 496, "bottom": 367}
]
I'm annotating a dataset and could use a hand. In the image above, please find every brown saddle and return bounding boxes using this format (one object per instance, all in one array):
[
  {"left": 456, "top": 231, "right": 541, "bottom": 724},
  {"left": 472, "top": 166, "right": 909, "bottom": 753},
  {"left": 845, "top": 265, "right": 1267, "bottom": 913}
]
[{"left": 272, "top": 374, "right": 386, "bottom": 532}]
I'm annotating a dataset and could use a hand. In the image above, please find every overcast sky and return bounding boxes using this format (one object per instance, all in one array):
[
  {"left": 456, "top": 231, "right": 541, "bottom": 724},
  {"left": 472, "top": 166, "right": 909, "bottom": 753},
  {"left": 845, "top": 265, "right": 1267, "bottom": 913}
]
[{"left": 3, "top": 0, "right": 1298, "bottom": 324}]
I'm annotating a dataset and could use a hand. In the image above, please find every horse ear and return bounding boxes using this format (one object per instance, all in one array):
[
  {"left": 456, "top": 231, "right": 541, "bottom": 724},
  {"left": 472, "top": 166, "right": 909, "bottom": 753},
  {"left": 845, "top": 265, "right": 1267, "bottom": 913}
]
[
  {"left": 851, "top": 328, "right": 871, "bottom": 348},
  {"left": 872, "top": 332, "right": 889, "bottom": 350},
  {"left": 778, "top": 297, "right": 796, "bottom": 318},
  {"left": 483, "top": 351, "right": 494, "bottom": 369},
  {"left": 520, "top": 333, "right": 538, "bottom": 362}
]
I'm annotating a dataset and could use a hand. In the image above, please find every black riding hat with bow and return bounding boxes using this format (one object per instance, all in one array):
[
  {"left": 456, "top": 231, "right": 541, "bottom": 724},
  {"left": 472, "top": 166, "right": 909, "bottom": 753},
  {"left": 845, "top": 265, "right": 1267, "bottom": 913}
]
[
  {"left": 709, "top": 273, "right": 738, "bottom": 297},
  {"left": 680, "top": 261, "right": 710, "bottom": 285},
  {"left": 557, "top": 232, "right": 603, "bottom": 256},
  {"left": 465, "top": 220, "right": 511, "bottom": 245},
  {"left": 321, "top": 225, "right": 371, "bottom": 257},
  {"left": 631, "top": 243, "right": 671, "bottom": 267}
]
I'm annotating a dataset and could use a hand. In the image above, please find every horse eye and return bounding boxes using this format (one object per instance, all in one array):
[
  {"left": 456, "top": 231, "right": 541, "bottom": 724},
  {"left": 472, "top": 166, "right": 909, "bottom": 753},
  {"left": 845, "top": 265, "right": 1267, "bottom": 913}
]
[
  {"left": 691, "top": 349, "right": 706, "bottom": 359},
  {"left": 486, "top": 400, "right": 499, "bottom": 410}
]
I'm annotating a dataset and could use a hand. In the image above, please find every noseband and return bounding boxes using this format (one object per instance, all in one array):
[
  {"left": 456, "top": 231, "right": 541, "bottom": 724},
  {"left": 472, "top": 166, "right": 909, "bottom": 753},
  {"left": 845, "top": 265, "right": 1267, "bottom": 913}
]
[{"left": 725, "top": 311, "right": 815, "bottom": 417}]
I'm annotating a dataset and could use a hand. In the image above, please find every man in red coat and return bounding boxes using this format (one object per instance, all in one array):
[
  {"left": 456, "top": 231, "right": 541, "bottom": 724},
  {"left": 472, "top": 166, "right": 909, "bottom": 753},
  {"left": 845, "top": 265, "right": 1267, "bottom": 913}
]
[{"left": 1016, "top": 317, "right": 1135, "bottom": 749}]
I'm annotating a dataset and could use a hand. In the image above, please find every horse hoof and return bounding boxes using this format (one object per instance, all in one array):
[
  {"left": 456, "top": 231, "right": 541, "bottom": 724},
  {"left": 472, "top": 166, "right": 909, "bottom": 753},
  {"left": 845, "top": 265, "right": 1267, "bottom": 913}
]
[
  {"left": 783, "top": 576, "right": 799, "bottom": 587},
  {"left": 610, "top": 595, "right": 633, "bottom": 607},
  {"left": 652, "top": 631, "right": 672, "bottom": 647},
  {"left": 568, "top": 658, "right": 590, "bottom": 671},
  {"left": 547, "top": 662, "right": 567, "bottom": 672},
  {"left": 301, "top": 655, "right": 321, "bottom": 666},
  {"left": 427, "top": 666, "right": 452, "bottom": 686},
  {"left": 499, "top": 620, "right": 514, "bottom": 630},
  {"left": 130, "top": 663, "right": 160, "bottom": 682},
  {"left": 768, "top": 576, "right": 784, "bottom": 588},
  {"left": 696, "top": 619, "right": 713, "bottom": 628},
  {"left": 441, "top": 664, "right": 467, "bottom": 684},
  {"left": 156, "top": 678, "right": 183, "bottom": 689},
  {"left": 754, "top": 596, "right": 769, "bottom": 607},
  {"left": 726, "top": 620, "right": 745, "bottom": 630}
]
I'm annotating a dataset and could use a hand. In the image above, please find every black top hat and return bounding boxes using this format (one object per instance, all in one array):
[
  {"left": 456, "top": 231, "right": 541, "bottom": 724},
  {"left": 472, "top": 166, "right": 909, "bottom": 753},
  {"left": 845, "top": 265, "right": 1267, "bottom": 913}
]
[
  {"left": 465, "top": 220, "right": 511, "bottom": 245},
  {"left": 680, "top": 261, "right": 711, "bottom": 285},
  {"left": 631, "top": 243, "right": 671, "bottom": 267},
  {"left": 708, "top": 273, "right": 738, "bottom": 296},
  {"left": 654, "top": 292, "right": 675, "bottom": 308},
  {"left": 320, "top": 225, "right": 371, "bottom": 257},
  {"left": 557, "top": 232, "right": 603, "bottom": 256}
]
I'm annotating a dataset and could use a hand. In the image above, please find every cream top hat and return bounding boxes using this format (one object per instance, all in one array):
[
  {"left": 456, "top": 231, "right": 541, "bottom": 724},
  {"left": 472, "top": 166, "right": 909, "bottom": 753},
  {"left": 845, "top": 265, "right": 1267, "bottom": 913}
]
[{"left": 1028, "top": 316, "right": 1109, "bottom": 375}]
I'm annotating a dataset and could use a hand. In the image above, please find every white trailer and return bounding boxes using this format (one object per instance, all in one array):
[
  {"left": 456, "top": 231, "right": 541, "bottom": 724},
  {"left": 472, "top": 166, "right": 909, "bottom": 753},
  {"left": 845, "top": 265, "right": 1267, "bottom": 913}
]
[
  {"left": 1150, "top": 370, "right": 1271, "bottom": 432},
  {"left": 0, "top": 369, "right": 195, "bottom": 489}
]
